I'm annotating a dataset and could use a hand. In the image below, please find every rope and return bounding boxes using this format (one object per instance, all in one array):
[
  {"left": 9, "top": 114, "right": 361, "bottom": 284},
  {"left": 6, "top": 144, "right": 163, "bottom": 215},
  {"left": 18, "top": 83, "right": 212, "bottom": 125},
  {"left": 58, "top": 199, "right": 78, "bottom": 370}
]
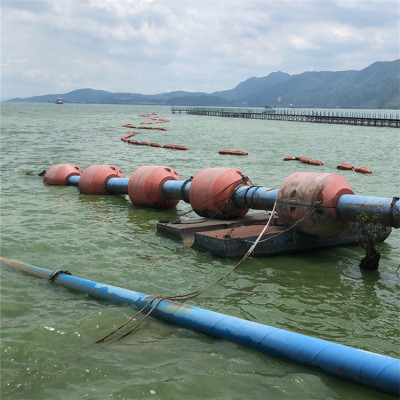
[
  {"left": 242, "top": 202, "right": 320, "bottom": 245},
  {"left": 95, "top": 200, "right": 279, "bottom": 344}
]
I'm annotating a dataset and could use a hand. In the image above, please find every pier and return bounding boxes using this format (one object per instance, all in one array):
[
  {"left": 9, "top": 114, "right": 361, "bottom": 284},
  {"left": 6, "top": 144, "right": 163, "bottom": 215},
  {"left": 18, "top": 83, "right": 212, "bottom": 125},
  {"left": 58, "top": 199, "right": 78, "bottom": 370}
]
[{"left": 171, "top": 106, "right": 400, "bottom": 128}]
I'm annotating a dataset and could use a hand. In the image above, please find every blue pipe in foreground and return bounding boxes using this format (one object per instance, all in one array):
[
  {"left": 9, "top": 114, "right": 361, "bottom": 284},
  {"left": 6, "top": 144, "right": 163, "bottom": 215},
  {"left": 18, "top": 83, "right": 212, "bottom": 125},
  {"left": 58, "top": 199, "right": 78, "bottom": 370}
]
[{"left": 1, "top": 257, "right": 398, "bottom": 397}]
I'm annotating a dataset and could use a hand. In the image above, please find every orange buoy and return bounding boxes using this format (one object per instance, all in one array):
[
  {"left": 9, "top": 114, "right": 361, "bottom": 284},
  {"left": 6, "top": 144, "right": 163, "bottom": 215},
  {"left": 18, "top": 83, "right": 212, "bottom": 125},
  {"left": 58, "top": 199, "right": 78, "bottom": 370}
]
[
  {"left": 149, "top": 142, "right": 161, "bottom": 147},
  {"left": 219, "top": 150, "right": 248, "bottom": 156},
  {"left": 354, "top": 167, "right": 372, "bottom": 174},
  {"left": 276, "top": 172, "right": 354, "bottom": 237},
  {"left": 298, "top": 157, "right": 324, "bottom": 166},
  {"left": 337, "top": 164, "right": 354, "bottom": 171},
  {"left": 44, "top": 164, "right": 83, "bottom": 185},
  {"left": 128, "top": 140, "right": 138, "bottom": 144},
  {"left": 127, "top": 165, "right": 180, "bottom": 209},
  {"left": 79, "top": 165, "right": 125, "bottom": 195},
  {"left": 189, "top": 167, "right": 251, "bottom": 219},
  {"left": 309, "top": 160, "right": 324, "bottom": 166}
]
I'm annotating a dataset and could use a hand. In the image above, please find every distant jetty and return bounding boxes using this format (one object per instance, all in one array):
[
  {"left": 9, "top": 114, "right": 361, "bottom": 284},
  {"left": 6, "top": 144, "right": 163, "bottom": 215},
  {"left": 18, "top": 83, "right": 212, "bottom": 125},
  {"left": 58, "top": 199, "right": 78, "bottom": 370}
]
[{"left": 172, "top": 106, "right": 400, "bottom": 128}]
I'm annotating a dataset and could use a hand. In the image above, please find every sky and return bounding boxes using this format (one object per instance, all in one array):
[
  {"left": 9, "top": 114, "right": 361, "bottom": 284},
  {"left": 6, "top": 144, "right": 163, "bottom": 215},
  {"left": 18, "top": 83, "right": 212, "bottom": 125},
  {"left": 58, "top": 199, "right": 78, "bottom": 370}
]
[{"left": 1, "top": 0, "right": 399, "bottom": 99}]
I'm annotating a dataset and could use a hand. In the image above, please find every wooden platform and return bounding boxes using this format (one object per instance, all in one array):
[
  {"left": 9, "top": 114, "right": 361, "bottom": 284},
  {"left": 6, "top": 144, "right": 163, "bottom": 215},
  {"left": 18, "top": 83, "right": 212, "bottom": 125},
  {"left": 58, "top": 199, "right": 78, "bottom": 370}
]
[
  {"left": 157, "top": 213, "right": 392, "bottom": 258},
  {"left": 157, "top": 212, "right": 274, "bottom": 245}
]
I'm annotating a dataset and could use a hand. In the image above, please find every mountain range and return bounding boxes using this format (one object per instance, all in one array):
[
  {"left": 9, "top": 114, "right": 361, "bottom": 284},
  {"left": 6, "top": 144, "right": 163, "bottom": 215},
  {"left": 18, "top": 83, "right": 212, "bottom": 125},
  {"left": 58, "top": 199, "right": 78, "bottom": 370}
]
[{"left": 7, "top": 60, "right": 400, "bottom": 109}]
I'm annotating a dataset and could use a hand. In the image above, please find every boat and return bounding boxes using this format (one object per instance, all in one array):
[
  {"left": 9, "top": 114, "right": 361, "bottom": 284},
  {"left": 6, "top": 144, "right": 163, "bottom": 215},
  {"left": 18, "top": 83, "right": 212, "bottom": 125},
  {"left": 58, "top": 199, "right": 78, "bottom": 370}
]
[{"left": 55, "top": 98, "right": 64, "bottom": 104}]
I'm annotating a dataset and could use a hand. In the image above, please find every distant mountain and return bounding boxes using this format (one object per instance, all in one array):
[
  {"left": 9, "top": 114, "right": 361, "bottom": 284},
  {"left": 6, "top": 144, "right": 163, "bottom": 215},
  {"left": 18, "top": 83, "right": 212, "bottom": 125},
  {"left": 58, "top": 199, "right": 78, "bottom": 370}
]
[{"left": 7, "top": 60, "right": 400, "bottom": 109}]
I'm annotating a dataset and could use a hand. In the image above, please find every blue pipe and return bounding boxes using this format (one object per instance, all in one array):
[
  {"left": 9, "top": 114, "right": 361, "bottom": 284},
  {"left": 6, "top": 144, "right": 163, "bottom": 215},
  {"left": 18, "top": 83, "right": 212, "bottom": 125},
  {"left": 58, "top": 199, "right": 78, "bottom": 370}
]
[
  {"left": 232, "top": 186, "right": 278, "bottom": 210},
  {"left": 66, "top": 175, "right": 399, "bottom": 228},
  {"left": 161, "top": 179, "right": 191, "bottom": 203},
  {"left": 106, "top": 177, "right": 129, "bottom": 194},
  {"left": 67, "top": 175, "right": 80, "bottom": 186},
  {"left": 336, "top": 194, "right": 399, "bottom": 228},
  {"left": 232, "top": 186, "right": 399, "bottom": 228},
  {"left": 1, "top": 257, "right": 399, "bottom": 397},
  {"left": 67, "top": 176, "right": 129, "bottom": 194}
]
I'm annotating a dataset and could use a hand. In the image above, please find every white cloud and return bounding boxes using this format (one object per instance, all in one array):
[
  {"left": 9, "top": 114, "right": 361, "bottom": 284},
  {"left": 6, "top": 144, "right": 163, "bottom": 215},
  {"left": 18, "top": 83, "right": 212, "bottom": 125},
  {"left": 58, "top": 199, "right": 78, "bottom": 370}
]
[{"left": 1, "top": 0, "right": 399, "bottom": 98}]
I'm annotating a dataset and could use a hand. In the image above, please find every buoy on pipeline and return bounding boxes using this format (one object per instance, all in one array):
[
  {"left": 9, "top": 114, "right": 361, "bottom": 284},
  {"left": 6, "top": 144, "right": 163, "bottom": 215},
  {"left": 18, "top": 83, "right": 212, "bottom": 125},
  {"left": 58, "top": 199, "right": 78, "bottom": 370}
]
[
  {"left": 298, "top": 157, "right": 324, "bottom": 166},
  {"left": 276, "top": 172, "right": 354, "bottom": 237},
  {"left": 43, "top": 164, "right": 83, "bottom": 185},
  {"left": 128, "top": 166, "right": 180, "bottom": 209},
  {"left": 149, "top": 142, "right": 161, "bottom": 148},
  {"left": 354, "top": 167, "right": 372, "bottom": 174},
  {"left": 337, "top": 164, "right": 354, "bottom": 171},
  {"left": 219, "top": 150, "right": 248, "bottom": 156},
  {"left": 79, "top": 165, "right": 125, "bottom": 195},
  {"left": 189, "top": 167, "right": 251, "bottom": 219},
  {"left": 163, "top": 144, "right": 189, "bottom": 150}
]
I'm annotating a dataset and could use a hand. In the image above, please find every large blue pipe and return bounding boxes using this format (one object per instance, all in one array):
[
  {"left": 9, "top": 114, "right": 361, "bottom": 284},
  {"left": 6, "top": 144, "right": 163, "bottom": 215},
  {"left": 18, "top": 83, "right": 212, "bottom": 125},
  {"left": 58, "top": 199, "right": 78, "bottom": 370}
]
[
  {"left": 66, "top": 176, "right": 400, "bottom": 228},
  {"left": 1, "top": 257, "right": 399, "bottom": 397}
]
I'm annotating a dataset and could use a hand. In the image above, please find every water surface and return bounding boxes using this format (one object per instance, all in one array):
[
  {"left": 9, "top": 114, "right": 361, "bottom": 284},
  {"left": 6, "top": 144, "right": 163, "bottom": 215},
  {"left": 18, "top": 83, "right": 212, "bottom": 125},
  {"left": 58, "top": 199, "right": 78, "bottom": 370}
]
[{"left": 1, "top": 103, "right": 399, "bottom": 399}]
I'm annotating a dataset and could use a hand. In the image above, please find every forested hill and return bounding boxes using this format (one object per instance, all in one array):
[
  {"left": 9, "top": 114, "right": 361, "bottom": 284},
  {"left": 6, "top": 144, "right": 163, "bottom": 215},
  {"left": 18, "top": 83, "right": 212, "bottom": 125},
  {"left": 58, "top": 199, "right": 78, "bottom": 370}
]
[{"left": 8, "top": 60, "right": 399, "bottom": 109}]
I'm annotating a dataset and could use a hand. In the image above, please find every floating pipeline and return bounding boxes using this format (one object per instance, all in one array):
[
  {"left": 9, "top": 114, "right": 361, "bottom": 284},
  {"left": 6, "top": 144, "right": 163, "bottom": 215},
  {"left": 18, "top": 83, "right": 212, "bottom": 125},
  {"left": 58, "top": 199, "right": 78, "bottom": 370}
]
[
  {"left": 43, "top": 164, "right": 400, "bottom": 231},
  {"left": 219, "top": 150, "right": 248, "bottom": 156},
  {"left": 337, "top": 164, "right": 373, "bottom": 174},
  {"left": 283, "top": 156, "right": 324, "bottom": 166},
  {"left": 1, "top": 257, "right": 399, "bottom": 398}
]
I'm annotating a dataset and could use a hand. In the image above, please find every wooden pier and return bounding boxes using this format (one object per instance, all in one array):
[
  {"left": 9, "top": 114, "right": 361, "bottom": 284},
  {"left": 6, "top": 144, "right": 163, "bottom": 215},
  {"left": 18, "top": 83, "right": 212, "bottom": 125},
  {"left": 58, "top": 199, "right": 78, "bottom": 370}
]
[{"left": 171, "top": 106, "right": 400, "bottom": 128}]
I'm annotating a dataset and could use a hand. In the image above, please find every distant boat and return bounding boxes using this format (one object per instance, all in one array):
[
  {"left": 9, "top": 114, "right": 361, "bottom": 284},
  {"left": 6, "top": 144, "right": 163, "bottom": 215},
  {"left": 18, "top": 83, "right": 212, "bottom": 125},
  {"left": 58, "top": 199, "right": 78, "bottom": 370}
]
[{"left": 55, "top": 98, "right": 64, "bottom": 104}]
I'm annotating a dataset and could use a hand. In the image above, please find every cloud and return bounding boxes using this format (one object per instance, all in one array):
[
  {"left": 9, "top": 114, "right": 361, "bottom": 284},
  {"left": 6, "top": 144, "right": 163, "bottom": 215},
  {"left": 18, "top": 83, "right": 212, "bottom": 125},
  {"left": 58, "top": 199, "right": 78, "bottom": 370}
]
[{"left": 1, "top": 0, "right": 399, "bottom": 99}]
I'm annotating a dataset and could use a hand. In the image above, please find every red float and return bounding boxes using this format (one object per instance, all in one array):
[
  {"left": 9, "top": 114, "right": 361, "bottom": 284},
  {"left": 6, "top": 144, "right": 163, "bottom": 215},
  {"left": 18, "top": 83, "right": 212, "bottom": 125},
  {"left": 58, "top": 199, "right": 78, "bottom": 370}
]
[
  {"left": 189, "top": 167, "right": 251, "bottom": 219},
  {"left": 276, "top": 172, "right": 354, "bottom": 237},
  {"left": 78, "top": 165, "right": 125, "bottom": 195},
  {"left": 219, "top": 150, "right": 248, "bottom": 156},
  {"left": 43, "top": 164, "right": 83, "bottom": 185},
  {"left": 354, "top": 167, "right": 372, "bottom": 174},
  {"left": 127, "top": 166, "right": 180, "bottom": 209},
  {"left": 337, "top": 164, "right": 354, "bottom": 171}
]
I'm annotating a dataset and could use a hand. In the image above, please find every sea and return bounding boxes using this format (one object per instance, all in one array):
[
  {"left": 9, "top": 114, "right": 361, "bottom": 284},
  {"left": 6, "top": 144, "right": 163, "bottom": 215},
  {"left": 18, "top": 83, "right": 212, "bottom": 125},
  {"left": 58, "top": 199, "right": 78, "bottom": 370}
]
[{"left": 1, "top": 102, "right": 399, "bottom": 400}]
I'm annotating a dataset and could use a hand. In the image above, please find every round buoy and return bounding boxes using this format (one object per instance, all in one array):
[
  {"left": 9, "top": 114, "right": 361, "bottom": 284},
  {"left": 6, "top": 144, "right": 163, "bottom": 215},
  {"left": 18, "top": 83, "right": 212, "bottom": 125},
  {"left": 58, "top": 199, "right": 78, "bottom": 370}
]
[
  {"left": 337, "top": 164, "right": 354, "bottom": 171},
  {"left": 276, "top": 172, "right": 354, "bottom": 237},
  {"left": 43, "top": 164, "right": 83, "bottom": 185},
  {"left": 189, "top": 167, "right": 251, "bottom": 219},
  {"left": 127, "top": 165, "right": 180, "bottom": 209},
  {"left": 79, "top": 165, "right": 125, "bottom": 195}
]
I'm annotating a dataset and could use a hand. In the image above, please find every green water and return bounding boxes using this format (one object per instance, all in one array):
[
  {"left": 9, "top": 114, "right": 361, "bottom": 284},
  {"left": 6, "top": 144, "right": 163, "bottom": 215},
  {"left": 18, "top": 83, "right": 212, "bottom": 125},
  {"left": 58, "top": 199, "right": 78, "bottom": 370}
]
[{"left": 1, "top": 103, "right": 399, "bottom": 399}]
